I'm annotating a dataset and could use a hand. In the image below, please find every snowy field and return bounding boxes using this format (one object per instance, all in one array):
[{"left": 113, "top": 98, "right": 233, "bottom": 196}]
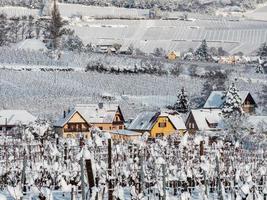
[
  {"left": 0, "top": 6, "right": 39, "bottom": 17},
  {"left": 70, "top": 18, "right": 267, "bottom": 55},
  {"left": 58, "top": 3, "right": 149, "bottom": 18},
  {"left": 243, "top": 2, "right": 267, "bottom": 21},
  {"left": 1, "top": 3, "right": 267, "bottom": 55},
  {"left": 0, "top": 69, "right": 203, "bottom": 119},
  {"left": 0, "top": 68, "right": 266, "bottom": 120}
]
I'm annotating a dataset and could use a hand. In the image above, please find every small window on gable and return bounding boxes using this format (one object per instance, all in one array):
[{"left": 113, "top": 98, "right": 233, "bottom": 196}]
[
  {"left": 189, "top": 123, "right": 194, "bottom": 129},
  {"left": 158, "top": 122, "right": 167, "bottom": 128},
  {"left": 116, "top": 116, "right": 120, "bottom": 121}
]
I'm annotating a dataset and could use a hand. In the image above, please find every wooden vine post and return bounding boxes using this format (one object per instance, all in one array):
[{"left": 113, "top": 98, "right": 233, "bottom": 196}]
[{"left": 108, "top": 139, "right": 113, "bottom": 200}]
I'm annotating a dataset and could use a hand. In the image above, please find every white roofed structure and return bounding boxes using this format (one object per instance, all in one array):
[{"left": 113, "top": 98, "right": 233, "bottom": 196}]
[
  {"left": 0, "top": 110, "right": 37, "bottom": 127},
  {"left": 186, "top": 109, "right": 223, "bottom": 133},
  {"left": 128, "top": 111, "right": 186, "bottom": 131},
  {"left": 54, "top": 103, "right": 124, "bottom": 127}
]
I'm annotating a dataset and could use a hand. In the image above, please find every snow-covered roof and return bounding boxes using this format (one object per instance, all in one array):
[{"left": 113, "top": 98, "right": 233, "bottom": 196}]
[
  {"left": 203, "top": 91, "right": 251, "bottom": 108},
  {"left": 128, "top": 111, "right": 186, "bottom": 131},
  {"left": 190, "top": 109, "right": 223, "bottom": 130},
  {"left": 0, "top": 110, "right": 37, "bottom": 126},
  {"left": 110, "top": 129, "right": 142, "bottom": 136},
  {"left": 127, "top": 111, "right": 158, "bottom": 131},
  {"left": 14, "top": 39, "right": 47, "bottom": 51},
  {"left": 54, "top": 104, "right": 121, "bottom": 127}
]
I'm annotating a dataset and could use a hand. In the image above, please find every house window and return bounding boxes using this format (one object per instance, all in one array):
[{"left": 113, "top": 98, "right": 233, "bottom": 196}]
[
  {"left": 156, "top": 133, "right": 164, "bottom": 138},
  {"left": 99, "top": 127, "right": 103, "bottom": 130},
  {"left": 189, "top": 123, "right": 194, "bottom": 129},
  {"left": 209, "top": 123, "right": 218, "bottom": 128},
  {"left": 119, "top": 126, "right": 123, "bottom": 129},
  {"left": 78, "top": 124, "right": 82, "bottom": 131},
  {"left": 158, "top": 122, "right": 167, "bottom": 128}
]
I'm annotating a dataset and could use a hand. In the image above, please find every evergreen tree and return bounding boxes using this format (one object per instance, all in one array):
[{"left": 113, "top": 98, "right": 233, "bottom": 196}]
[
  {"left": 222, "top": 82, "right": 243, "bottom": 118},
  {"left": 262, "top": 85, "right": 267, "bottom": 114},
  {"left": 194, "top": 39, "right": 211, "bottom": 61},
  {"left": 46, "top": 0, "right": 66, "bottom": 50},
  {"left": 0, "top": 14, "right": 9, "bottom": 46},
  {"left": 174, "top": 88, "right": 189, "bottom": 113},
  {"left": 257, "top": 42, "right": 267, "bottom": 57},
  {"left": 201, "top": 70, "right": 228, "bottom": 103}
]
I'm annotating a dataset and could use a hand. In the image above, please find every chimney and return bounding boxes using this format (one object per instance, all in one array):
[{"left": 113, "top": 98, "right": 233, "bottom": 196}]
[
  {"left": 98, "top": 102, "right": 104, "bottom": 109},
  {"left": 63, "top": 110, "right": 66, "bottom": 118}
]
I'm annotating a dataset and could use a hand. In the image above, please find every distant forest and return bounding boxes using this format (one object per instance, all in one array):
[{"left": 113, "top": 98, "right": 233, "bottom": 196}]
[{"left": 0, "top": 0, "right": 267, "bottom": 13}]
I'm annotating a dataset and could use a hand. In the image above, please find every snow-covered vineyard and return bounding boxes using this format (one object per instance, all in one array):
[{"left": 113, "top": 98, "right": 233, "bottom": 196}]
[
  {"left": 0, "top": 77, "right": 266, "bottom": 199},
  {"left": 0, "top": 0, "right": 267, "bottom": 199},
  {"left": 0, "top": 126, "right": 266, "bottom": 199}
]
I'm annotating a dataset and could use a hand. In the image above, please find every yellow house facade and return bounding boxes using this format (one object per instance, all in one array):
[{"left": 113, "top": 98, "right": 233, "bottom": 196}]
[
  {"left": 167, "top": 51, "right": 180, "bottom": 60},
  {"left": 127, "top": 111, "right": 186, "bottom": 139}
]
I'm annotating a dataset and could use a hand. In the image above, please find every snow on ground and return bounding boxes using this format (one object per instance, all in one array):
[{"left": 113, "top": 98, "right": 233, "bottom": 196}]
[
  {"left": 0, "top": 66, "right": 265, "bottom": 120},
  {"left": 242, "top": 2, "right": 267, "bottom": 21},
  {"left": 0, "top": 6, "right": 39, "bottom": 17},
  {"left": 0, "top": 63, "right": 83, "bottom": 72},
  {"left": 58, "top": 3, "right": 148, "bottom": 18},
  {"left": 0, "top": 70, "right": 204, "bottom": 119},
  {"left": 70, "top": 18, "right": 267, "bottom": 55},
  {"left": 14, "top": 39, "right": 47, "bottom": 51}
]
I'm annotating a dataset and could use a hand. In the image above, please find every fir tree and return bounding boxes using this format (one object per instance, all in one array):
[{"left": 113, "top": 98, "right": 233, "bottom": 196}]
[
  {"left": 0, "top": 14, "right": 9, "bottom": 46},
  {"left": 262, "top": 85, "right": 267, "bottom": 114},
  {"left": 194, "top": 39, "right": 211, "bottom": 61},
  {"left": 257, "top": 42, "right": 267, "bottom": 57},
  {"left": 222, "top": 82, "right": 243, "bottom": 118},
  {"left": 174, "top": 88, "right": 189, "bottom": 113},
  {"left": 46, "top": 0, "right": 66, "bottom": 50}
]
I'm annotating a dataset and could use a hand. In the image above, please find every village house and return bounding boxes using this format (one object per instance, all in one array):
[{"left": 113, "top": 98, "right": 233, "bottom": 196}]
[
  {"left": 54, "top": 103, "right": 125, "bottom": 138},
  {"left": 127, "top": 110, "right": 186, "bottom": 139},
  {"left": 166, "top": 51, "right": 180, "bottom": 60},
  {"left": 0, "top": 110, "right": 37, "bottom": 133},
  {"left": 186, "top": 109, "right": 223, "bottom": 134},
  {"left": 203, "top": 91, "right": 257, "bottom": 114}
]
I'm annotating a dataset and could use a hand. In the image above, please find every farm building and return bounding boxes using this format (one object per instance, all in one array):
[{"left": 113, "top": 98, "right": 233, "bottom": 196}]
[
  {"left": 203, "top": 91, "right": 257, "bottom": 114},
  {"left": 186, "top": 109, "right": 223, "bottom": 134},
  {"left": 54, "top": 103, "right": 125, "bottom": 138},
  {"left": 166, "top": 51, "right": 180, "bottom": 60},
  {"left": 127, "top": 110, "right": 186, "bottom": 139},
  {"left": 0, "top": 110, "right": 37, "bottom": 132}
]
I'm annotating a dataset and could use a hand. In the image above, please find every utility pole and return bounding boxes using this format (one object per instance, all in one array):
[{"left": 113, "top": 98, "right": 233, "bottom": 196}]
[
  {"left": 162, "top": 164, "right": 166, "bottom": 200},
  {"left": 203, "top": 170, "right": 208, "bottom": 197},
  {"left": 22, "top": 149, "right": 27, "bottom": 196},
  {"left": 216, "top": 155, "right": 223, "bottom": 200},
  {"left": 85, "top": 159, "right": 95, "bottom": 198},
  {"left": 108, "top": 139, "right": 113, "bottom": 200},
  {"left": 139, "top": 148, "right": 145, "bottom": 195},
  {"left": 80, "top": 152, "right": 86, "bottom": 200}
]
